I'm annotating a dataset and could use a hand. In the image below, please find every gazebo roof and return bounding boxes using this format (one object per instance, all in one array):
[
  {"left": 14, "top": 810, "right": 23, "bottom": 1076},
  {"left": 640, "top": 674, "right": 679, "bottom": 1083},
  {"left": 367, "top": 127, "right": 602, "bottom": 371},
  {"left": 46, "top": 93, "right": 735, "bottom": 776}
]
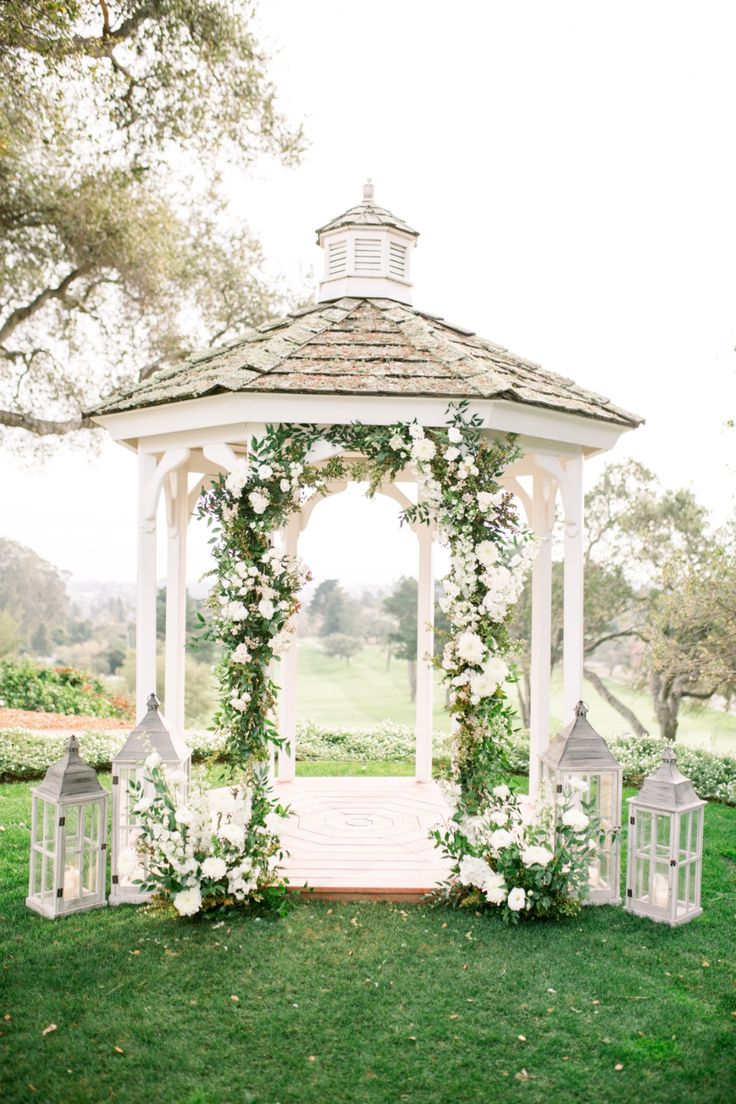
[{"left": 89, "top": 297, "right": 642, "bottom": 427}]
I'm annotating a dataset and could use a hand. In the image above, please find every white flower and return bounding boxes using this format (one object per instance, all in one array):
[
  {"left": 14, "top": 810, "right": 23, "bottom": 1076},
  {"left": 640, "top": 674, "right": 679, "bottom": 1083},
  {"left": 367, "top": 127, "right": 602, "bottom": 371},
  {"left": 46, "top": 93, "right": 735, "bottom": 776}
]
[
  {"left": 389, "top": 434, "right": 405, "bottom": 451},
  {"left": 174, "top": 806, "right": 194, "bottom": 826},
  {"left": 225, "top": 461, "right": 249, "bottom": 497},
  {"left": 408, "top": 422, "right": 425, "bottom": 439},
  {"left": 489, "top": 828, "right": 514, "bottom": 851},
  {"left": 477, "top": 490, "right": 504, "bottom": 514},
  {"left": 144, "top": 751, "right": 161, "bottom": 772},
  {"left": 230, "top": 693, "right": 251, "bottom": 712},
  {"left": 444, "top": 446, "right": 460, "bottom": 462},
  {"left": 165, "top": 769, "right": 188, "bottom": 787},
  {"left": 492, "top": 784, "right": 511, "bottom": 800},
  {"left": 507, "top": 886, "right": 527, "bottom": 912},
  {"left": 280, "top": 479, "right": 291, "bottom": 492},
  {"left": 258, "top": 597, "right": 275, "bottom": 620},
  {"left": 490, "top": 810, "right": 507, "bottom": 826},
  {"left": 521, "top": 846, "right": 554, "bottom": 868},
  {"left": 448, "top": 426, "right": 463, "bottom": 443},
  {"left": 562, "top": 808, "right": 590, "bottom": 832},
  {"left": 458, "top": 855, "right": 493, "bottom": 889},
  {"left": 134, "top": 795, "right": 153, "bottom": 813},
  {"left": 475, "top": 540, "right": 499, "bottom": 567},
  {"left": 173, "top": 886, "right": 202, "bottom": 917},
  {"left": 248, "top": 490, "right": 269, "bottom": 515},
  {"left": 484, "top": 870, "right": 507, "bottom": 905},
  {"left": 117, "top": 847, "right": 138, "bottom": 878},
  {"left": 201, "top": 856, "right": 228, "bottom": 881},
  {"left": 455, "top": 630, "right": 485, "bottom": 665},
  {"left": 224, "top": 601, "right": 248, "bottom": 621},
  {"left": 568, "top": 778, "right": 589, "bottom": 793},
  {"left": 257, "top": 464, "right": 273, "bottom": 480},
  {"left": 231, "top": 643, "right": 251, "bottom": 664},
  {"left": 217, "top": 823, "right": 246, "bottom": 848},
  {"left": 468, "top": 656, "right": 508, "bottom": 701},
  {"left": 411, "top": 438, "right": 436, "bottom": 463}
]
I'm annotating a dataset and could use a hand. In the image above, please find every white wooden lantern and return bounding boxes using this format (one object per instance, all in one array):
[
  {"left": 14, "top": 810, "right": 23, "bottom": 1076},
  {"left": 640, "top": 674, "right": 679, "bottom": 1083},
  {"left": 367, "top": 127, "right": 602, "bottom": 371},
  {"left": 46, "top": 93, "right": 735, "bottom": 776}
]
[
  {"left": 110, "top": 692, "right": 191, "bottom": 905},
  {"left": 625, "top": 747, "right": 705, "bottom": 926},
  {"left": 540, "top": 700, "right": 623, "bottom": 905},
  {"left": 27, "top": 735, "right": 108, "bottom": 919}
]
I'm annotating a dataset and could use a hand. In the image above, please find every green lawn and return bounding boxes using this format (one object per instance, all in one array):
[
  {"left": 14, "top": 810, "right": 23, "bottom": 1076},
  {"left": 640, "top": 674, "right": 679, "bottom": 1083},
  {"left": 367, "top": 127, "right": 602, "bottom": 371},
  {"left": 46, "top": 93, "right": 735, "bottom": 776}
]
[
  {"left": 291, "top": 641, "right": 736, "bottom": 755},
  {"left": 1, "top": 776, "right": 735, "bottom": 1104}
]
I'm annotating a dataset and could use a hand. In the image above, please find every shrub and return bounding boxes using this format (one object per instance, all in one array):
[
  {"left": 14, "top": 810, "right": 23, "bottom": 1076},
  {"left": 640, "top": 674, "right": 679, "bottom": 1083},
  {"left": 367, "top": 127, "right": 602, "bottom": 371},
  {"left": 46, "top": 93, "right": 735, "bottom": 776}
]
[
  {"left": 0, "top": 659, "right": 132, "bottom": 718},
  {"left": 0, "top": 727, "right": 226, "bottom": 782}
]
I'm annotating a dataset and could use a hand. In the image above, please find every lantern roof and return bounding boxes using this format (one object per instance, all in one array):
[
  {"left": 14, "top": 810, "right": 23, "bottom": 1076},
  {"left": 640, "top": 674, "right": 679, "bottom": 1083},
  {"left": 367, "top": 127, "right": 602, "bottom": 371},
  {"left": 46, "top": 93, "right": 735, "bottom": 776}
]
[
  {"left": 315, "top": 181, "right": 419, "bottom": 238},
  {"left": 541, "top": 701, "right": 622, "bottom": 773},
  {"left": 631, "top": 747, "right": 704, "bottom": 811},
  {"left": 35, "top": 735, "right": 106, "bottom": 801},
  {"left": 113, "top": 693, "right": 191, "bottom": 764}
]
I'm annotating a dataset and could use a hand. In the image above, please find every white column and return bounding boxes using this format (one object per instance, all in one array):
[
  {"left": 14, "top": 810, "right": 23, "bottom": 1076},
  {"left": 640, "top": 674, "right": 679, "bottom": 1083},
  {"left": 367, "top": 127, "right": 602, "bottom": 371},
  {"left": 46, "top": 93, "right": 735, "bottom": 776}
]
[
  {"left": 164, "top": 468, "right": 189, "bottom": 736},
  {"left": 415, "top": 523, "right": 434, "bottom": 783},
  {"left": 529, "top": 468, "right": 555, "bottom": 796},
  {"left": 278, "top": 513, "right": 301, "bottom": 782},
  {"left": 136, "top": 450, "right": 159, "bottom": 719},
  {"left": 562, "top": 454, "right": 584, "bottom": 722}
]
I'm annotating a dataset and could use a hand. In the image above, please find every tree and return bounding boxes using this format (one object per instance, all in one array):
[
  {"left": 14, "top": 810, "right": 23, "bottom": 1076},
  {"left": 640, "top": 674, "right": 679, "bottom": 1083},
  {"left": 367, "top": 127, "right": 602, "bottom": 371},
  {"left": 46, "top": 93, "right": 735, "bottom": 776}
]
[
  {"left": 309, "top": 580, "right": 361, "bottom": 637},
  {"left": 0, "top": 538, "right": 70, "bottom": 648},
  {"left": 322, "top": 633, "right": 363, "bottom": 664},
  {"left": 384, "top": 576, "right": 418, "bottom": 702},
  {"left": 0, "top": 1, "right": 303, "bottom": 444}
]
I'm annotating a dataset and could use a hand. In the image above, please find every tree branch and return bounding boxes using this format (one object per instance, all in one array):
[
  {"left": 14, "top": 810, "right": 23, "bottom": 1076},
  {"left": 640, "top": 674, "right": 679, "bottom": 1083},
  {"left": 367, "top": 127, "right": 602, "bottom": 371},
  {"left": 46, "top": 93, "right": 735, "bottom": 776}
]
[
  {"left": 584, "top": 628, "right": 642, "bottom": 655},
  {"left": 583, "top": 666, "right": 650, "bottom": 737},
  {"left": 0, "top": 410, "right": 95, "bottom": 437},
  {"left": 681, "top": 687, "right": 718, "bottom": 701},
  {"left": 0, "top": 268, "right": 88, "bottom": 346}
]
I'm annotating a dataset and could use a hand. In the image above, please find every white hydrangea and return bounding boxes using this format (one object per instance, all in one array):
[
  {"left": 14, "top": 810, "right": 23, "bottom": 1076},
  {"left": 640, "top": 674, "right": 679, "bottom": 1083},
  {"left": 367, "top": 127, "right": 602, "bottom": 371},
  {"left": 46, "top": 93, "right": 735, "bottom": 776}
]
[
  {"left": 225, "top": 461, "right": 250, "bottom": 497},
  {"left": 458, "top": 854, "right": 494, "bottom": 889},
  {"left": 248, "top": 490, "right": 269, "bottom": 515}
]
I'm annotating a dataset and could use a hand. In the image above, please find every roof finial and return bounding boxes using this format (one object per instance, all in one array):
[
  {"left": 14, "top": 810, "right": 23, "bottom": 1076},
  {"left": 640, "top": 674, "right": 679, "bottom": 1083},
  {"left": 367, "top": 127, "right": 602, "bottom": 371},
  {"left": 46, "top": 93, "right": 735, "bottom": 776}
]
[
  {"left": 147, "top": 692, "right": 160, "bottom": 712},
  {"left": 362, "top": 178, "right": 374, "bottom": 203},
  {"left": 574, "top": 700, "right": 589, "bottom": 718},
  {"left": 662, "top": 745, "right": 677, "bottom": 766}
]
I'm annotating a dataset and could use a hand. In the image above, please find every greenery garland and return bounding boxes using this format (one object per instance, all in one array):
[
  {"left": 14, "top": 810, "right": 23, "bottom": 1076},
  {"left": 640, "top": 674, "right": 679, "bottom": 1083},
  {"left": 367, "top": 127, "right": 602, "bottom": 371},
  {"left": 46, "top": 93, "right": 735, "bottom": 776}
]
[{"left": 198, "top": 402, "right": 535, "bottom": 815}]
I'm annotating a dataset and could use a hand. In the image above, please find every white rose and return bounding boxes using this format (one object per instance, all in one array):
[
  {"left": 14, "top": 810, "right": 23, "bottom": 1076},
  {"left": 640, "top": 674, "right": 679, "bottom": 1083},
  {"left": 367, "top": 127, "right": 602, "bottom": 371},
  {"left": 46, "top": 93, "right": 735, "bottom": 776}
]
[
  {"left": 231, "top": 643, "right": 251, "bottom": 664},
  {"left": 201, "top": 856, "right": 228, "bottom": 881},
  {"left": 217, "top": 823, "right": 246, "bottom": 848},
  {"left": 258, "top": 464, "right": 273, "bottom": 480},
  {"left": 225, "top": 601, "right": 248, "bottom": 621},
  {"left": 562, "top": 808, "right": 590, "bottom": 832},
  {"left": 409, "top": 423, "right": 425, "bottom": 439},
  {"left": 484, "top": 870, "right": 507, "bottom": 906},
  {"left": 389, "top": 434, "right": 405, "bottom": 451},
  {"left": 507, "top": 886, "right": 526, "bottom": 912},
  {"left": 225, "top": 461, "right": 249, "bottom": 497},
  {"left": 411, "top": 438, "right": 436, "bottom": 463},
  {"left": 444, "top": 446, "right": 460, "bottom": 462},
  {"left": 568, "top": 778, "right": 589, "bottom": 793},
  {"left": 490, "top": 828, "right": 513, "bottom": 851},
  {"left": 258, "top": 597, "right": 275, "bottom": 620},
  {"left": 521, "top": 846, "right": 553, "bottom": 868},
  {"left": 144, "top": 751, "right": 161, "bottom": 771},
  {"left": 230, "top": 693, "right": 251, "bottom": 712},
  {"left": 165, "top": 769, "right": 188, "bottom": 787},
  {"left": 173, "top": 886, "right": 202, "bottom": 917},
  {"left": 492, "top": 784, "right": 511, "bottom": 800},
  {"left": 280, "top": 478, "right": 291, "bottom": 492},
  {"left": 455, "top": 630, "right": 486, "bottom": 666},
  {"left": 458, "top": 855, "right": 493, "bottom": 889},
  {"left": 490, "top": 810, "right": 507, "bottom": 827},
  {"left": 248, "top": 490, "right": 269, "bottom": 515},
  {"left": 475, "top": 540, "right": 499, "bottom": 567}
]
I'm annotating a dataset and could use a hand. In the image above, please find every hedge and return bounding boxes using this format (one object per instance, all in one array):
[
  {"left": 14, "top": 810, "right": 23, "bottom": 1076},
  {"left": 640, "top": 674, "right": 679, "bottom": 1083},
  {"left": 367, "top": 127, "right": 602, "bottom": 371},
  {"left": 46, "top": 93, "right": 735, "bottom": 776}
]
[
  {"left": 0, "top": 659, "right": 131, "bottom": 718},
  {"left": 2, "top": 720, "right": 734, "bottom": 805}
]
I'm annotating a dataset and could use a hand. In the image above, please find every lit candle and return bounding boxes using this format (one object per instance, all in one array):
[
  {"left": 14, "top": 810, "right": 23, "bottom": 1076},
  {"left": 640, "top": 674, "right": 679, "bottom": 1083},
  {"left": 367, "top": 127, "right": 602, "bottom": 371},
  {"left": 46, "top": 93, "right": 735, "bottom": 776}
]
[
  {"left": 652, "top": 872, "right": 669, "bottom": 908},
  {"left": 64, "top": 864, "right": 80, "bottom": 899}
]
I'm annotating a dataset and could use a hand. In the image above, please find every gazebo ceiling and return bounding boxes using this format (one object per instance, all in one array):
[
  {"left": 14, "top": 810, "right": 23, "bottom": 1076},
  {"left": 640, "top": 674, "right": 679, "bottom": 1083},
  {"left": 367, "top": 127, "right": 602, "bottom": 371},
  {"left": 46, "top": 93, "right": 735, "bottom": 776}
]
[{"left": 89, "top": 296, "right": 642, "bottom": 428}]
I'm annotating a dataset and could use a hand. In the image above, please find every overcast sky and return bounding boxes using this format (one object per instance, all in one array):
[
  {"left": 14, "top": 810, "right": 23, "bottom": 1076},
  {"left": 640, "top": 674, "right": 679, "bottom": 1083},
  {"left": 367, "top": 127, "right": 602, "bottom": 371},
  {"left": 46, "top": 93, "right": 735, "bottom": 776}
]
[{"left": 2, "top": 1, "right": 735, "bottom": 589}]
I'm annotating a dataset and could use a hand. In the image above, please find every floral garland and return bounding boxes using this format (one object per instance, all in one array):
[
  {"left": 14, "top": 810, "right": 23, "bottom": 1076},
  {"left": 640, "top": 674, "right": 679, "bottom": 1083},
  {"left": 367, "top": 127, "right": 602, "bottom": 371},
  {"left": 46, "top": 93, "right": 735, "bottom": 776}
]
[{"left": 198, "top": 403, "right": 536, "bottom": 817}]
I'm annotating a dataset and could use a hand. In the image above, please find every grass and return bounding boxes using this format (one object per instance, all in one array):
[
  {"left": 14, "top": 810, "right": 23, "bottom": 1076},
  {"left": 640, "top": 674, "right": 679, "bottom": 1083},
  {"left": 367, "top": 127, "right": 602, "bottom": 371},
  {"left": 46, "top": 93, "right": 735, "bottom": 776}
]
[
  {"left": 292, "top": 641, "right": 736, "bottom": 755},
  {"left": 1, "top": 774, "right": 735, "bottom": 1104}
]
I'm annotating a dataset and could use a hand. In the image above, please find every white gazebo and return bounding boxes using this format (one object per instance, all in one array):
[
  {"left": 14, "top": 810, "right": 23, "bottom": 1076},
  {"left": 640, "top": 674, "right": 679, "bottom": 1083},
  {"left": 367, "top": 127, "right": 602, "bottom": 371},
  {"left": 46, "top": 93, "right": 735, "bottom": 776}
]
[{"left": 90, "top": 184, "right": 641, "bottom": 897}]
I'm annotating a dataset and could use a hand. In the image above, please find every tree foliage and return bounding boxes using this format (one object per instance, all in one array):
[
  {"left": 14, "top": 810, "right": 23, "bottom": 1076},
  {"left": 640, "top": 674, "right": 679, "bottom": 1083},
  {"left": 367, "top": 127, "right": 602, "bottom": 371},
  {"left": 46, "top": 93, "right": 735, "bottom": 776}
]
[
  {"left": 0, "top": 1, "right": 304, "bottom": 444},
  {"left": 0, "top": 538, "right": 70, "bottom": 649}
]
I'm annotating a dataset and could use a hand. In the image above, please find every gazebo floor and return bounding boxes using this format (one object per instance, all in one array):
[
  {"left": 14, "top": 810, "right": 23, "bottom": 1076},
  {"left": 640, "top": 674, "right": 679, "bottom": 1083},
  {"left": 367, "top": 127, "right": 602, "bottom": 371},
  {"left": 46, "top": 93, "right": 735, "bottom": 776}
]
[{"left": 268, "top": 776, "right": 455, "bottom": 902}]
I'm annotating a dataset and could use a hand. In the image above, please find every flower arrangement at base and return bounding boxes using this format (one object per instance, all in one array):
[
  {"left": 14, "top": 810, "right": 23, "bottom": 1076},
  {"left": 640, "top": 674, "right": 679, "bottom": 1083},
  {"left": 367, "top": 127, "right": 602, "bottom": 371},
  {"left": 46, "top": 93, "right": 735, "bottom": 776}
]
[
  {"left": 121, "top": 753, "right": 290, "bottom": 917},
  {"left": 433, "top": 781, "right": 605, "bottom": 923}
]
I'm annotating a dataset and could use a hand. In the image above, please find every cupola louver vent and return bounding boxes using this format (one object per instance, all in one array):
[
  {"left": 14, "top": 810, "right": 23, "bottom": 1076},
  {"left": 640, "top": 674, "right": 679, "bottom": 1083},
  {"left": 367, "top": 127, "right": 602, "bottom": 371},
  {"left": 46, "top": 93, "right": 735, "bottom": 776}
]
[
  {"left": 389, "top": 242, "right": 407, "bottom": 278},
  {"left": 354, "top": 237, "right": 382, "bottom": 273},
  {"left": 328, "top": 240, "right": 347, "bottom": 276}
]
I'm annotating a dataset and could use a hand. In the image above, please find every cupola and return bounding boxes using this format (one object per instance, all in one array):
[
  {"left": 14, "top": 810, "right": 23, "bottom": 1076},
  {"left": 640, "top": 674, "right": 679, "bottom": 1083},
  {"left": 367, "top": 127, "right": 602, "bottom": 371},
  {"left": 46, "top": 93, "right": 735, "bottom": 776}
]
[{"left": 316, "top": 181, "right": 419, "bottom": 304}]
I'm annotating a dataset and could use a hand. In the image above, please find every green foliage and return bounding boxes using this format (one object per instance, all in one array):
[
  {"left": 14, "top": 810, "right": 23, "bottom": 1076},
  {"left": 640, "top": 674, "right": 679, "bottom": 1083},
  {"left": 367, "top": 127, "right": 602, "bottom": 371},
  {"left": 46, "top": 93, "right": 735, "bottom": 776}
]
[
  {"left": 321, "top": 633, "right": 363, "bottom": 663},
  {"left": 0, "top": 538, "right": 69, "bottom": 649},
  {"left": 0, "top": 1, "right": 304, "bottom": 441},
  {"left": 0, "top": 658, "right": 130, "bottom": 717},
  {"left": 383, "top": 576, "right": 418, "bottom": 660}
]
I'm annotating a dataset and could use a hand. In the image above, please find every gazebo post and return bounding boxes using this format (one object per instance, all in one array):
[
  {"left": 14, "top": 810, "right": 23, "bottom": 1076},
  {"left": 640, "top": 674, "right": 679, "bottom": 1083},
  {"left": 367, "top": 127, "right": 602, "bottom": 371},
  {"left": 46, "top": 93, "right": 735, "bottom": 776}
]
[
  {"left": 415, "top": 522, "right": 434, "bottom": 782},
  {"left": 136, "top": 449, "right": 159, "bottom": 718},
  {"left": 278, "top": 513, "right": 300, "bottom": 782},
  {"left": 561, "top": 454, "right": 585, "bottom": 721},
  {"left": 164, "top": 466, "right": 189, "bottom": 736},
  {"left": 529, "top": 466, "right": 555, "bottom": 796}
]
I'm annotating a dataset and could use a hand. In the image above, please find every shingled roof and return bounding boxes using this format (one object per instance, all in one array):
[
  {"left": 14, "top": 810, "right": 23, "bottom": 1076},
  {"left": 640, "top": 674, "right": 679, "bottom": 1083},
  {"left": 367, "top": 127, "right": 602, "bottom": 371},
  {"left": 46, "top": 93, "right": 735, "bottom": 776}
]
[
  {"left": 315, "top": 185, "right": 418, "bottom": 238},
  {"left": 89, "top": 297, "right": 642, "bottom": 427}
]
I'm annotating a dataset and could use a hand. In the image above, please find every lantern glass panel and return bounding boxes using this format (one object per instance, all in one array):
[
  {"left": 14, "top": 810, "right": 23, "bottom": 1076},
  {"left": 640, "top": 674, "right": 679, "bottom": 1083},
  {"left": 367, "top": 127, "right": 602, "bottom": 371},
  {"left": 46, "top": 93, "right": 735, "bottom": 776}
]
[{"left": 43, "top": 801, "right": 56, "bottom": 851}]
